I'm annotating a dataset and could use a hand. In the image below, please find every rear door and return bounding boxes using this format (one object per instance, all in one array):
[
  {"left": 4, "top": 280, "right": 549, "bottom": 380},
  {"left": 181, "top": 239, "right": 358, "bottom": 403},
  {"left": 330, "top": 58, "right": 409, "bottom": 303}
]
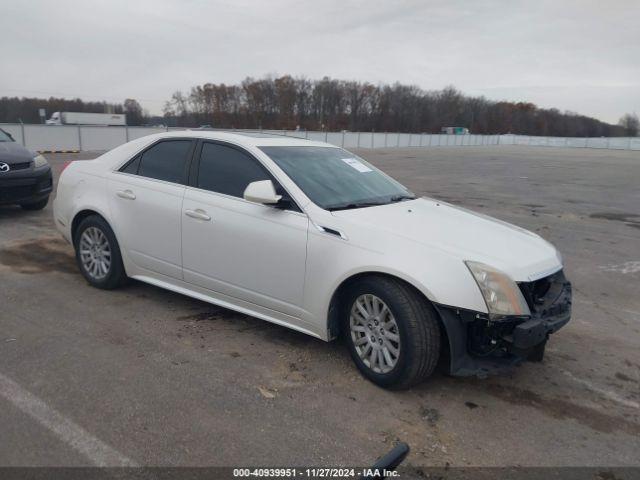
[
  {"left": 181, "top": 141, "right": 308, "bottom": 316},
  {"left": 108, "top": 139, "right": 195, "bottom": 279}
]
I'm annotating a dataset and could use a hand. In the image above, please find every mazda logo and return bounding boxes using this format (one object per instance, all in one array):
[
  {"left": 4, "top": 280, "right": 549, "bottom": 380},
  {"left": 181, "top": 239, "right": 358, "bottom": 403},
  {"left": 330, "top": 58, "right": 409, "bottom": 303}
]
[{"left": 0, "top": 162, "right": 10, "bottom": 173}]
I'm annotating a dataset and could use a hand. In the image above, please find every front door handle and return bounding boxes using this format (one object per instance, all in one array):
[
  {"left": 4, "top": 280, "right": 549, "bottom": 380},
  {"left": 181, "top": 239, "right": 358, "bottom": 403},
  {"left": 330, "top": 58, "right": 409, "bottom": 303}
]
[
  {"left": 185, "top": 209, "right": 211, "bottom": 221},
  {"left": 116, "top": 189, "right": 136, "bottom": 200}
]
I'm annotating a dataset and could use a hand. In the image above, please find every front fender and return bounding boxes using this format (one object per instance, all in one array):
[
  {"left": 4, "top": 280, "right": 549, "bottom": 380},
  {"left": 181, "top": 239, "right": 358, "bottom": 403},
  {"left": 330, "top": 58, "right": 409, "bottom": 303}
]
[{"left": 303, "top": 226, "right": 488, "bottom": 339}]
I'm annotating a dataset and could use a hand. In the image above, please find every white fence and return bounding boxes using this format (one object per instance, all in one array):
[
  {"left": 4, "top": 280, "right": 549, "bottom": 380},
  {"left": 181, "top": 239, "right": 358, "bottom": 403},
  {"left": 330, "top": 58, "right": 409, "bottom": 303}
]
[
  {"left": 1, "top": 123, "right": 639, "bottom": 152},
  {"left": 0, "top": 124, "right": 169, "bottom": 152},
  {"left": 265, "top": 130, "right": 503, "bottom": 149}
]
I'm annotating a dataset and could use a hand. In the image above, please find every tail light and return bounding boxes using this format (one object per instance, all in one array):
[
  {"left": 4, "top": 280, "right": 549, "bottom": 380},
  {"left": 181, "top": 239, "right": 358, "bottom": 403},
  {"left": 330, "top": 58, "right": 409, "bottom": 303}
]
[{"left": 61, "top": 160, "right": 74, "bottom": 173}]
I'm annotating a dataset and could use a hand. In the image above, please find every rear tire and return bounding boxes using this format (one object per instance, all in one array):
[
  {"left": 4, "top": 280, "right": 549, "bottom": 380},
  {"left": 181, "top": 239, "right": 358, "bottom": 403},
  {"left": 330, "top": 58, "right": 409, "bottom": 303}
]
[
  {"left": 73, "top": 215, "right": 128, "bottom": 290},
  {"left": 20, "top": 197, "right": 49, "bottom": 210},
  {"left": 343, "top": 276, "right": 441, "bottom": 389}
]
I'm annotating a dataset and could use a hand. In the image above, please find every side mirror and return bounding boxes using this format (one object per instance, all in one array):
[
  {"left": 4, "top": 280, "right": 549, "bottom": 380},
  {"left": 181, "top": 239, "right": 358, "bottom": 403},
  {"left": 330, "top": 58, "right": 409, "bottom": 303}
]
[{"left": 243, "top": 180, "right": 282, "bottom": 205}]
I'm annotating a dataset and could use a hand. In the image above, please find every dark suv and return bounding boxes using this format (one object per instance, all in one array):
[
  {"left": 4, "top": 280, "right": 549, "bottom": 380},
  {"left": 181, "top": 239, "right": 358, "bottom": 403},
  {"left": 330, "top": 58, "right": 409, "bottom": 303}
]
[{"left": 0, "top": 128, "right": 53, "bottom": 210}]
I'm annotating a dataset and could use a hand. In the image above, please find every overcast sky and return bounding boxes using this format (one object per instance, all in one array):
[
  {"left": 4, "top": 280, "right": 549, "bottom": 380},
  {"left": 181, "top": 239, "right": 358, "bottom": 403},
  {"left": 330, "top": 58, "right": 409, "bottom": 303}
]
[{"left": 3, "top": 0, "right": 638, "bottom": 123}]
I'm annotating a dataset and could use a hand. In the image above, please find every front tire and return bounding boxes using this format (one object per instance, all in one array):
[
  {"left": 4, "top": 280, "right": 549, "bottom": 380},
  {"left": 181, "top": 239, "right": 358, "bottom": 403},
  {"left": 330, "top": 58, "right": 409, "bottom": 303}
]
[
  {"left": 74, "top": 215, "right": 127, "bottom": 289},
  {"left": 343, "top": 276, "right": 441, "bottom": 389}
]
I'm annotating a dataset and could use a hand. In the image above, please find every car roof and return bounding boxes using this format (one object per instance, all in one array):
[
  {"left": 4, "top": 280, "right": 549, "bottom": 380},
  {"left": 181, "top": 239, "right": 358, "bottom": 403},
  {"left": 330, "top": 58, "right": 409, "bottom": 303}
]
[
  {"left": 92, "top": 129, "right": 340, "bottom": 170},
  {"left": 155, "top": 130, "right": 334, "bottom": 148}
]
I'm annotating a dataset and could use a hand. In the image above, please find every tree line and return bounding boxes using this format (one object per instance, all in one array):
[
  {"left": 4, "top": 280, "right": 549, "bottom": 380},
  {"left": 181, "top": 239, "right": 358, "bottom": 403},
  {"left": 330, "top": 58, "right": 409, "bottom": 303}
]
[
  {"left": 0, "top": 97, "right": 146, "bottom": 126},
  {"left": 1, "top": 75, "right": 638, "bottom": 137},
  {"left": 163, "top": 76, "right": 635, "bottom": 137}
]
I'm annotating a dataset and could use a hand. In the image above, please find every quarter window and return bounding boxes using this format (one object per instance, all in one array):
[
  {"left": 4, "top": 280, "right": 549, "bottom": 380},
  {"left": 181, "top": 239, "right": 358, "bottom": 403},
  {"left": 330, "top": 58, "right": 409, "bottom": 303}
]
[
  {"left": 133, "top": 140, "right": 192, "bottom": 183},
  {"left": 121, "top": 155, "right": 141, "bottom": 174},
  {"left": 197, "top": 143, "right": 271, "bottom": 198}
]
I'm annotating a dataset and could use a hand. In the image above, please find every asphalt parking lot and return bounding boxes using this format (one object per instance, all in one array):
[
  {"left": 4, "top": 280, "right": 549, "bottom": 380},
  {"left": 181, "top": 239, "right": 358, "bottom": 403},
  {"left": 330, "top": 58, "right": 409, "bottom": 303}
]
[{"left": 1, "top": 146, "right": 639, "bottom": 472}]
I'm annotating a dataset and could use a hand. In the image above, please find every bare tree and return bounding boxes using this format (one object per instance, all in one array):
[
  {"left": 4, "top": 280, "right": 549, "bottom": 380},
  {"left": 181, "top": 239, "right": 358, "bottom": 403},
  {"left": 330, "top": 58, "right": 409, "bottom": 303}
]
[
  {"left": 619, "top": 113, "right": 639, "bottom": 136},
  {"left": 123, "top": 98, "right": 144, "bottom": 126},
  {"left": 163, "top": 90, "right": 191, "bottom": 126}
]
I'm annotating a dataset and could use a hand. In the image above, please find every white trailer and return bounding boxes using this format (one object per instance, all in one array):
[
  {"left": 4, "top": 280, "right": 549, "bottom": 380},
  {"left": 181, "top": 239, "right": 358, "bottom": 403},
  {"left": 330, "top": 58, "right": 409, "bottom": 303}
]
[{"left": 46, "top": 112, "right": 127, "bottom": 126}]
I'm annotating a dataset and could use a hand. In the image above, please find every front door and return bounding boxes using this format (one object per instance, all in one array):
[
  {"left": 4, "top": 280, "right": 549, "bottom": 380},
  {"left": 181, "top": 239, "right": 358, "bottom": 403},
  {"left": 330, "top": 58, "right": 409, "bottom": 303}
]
[{"left": 181, "top": 141, "right": 308, "bottom": 316}]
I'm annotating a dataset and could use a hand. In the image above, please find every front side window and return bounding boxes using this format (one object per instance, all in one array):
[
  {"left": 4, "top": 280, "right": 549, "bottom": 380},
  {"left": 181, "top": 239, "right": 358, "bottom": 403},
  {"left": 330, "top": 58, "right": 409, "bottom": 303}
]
[
  {"left": 197, "top": 142, "right": 271, "bottom": 198},
  {"left": 132, "top": 140, "right": 192, "bottom": 183},
  {"left": 259, "top": 146, "right": 413, "bottom": 210}
]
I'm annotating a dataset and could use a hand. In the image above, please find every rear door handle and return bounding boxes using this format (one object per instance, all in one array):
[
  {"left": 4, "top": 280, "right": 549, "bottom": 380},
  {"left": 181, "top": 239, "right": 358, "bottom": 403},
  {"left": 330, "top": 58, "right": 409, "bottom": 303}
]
[
  {"left": 185, "top": 209, "right": 211, "bottom": 221},
  {"left": 116, "top": 189, "right": 136, "bottom": 200}
]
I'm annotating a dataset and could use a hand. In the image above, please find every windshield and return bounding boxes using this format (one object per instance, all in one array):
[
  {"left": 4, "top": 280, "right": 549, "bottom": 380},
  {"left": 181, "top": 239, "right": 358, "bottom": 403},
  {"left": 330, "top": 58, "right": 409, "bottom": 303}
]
[
  {"left": 0, "top": 129, "right": 13, "bottom": 142},
  {"left": 260, "top": 146, "right": 414, "bottom": 210}
]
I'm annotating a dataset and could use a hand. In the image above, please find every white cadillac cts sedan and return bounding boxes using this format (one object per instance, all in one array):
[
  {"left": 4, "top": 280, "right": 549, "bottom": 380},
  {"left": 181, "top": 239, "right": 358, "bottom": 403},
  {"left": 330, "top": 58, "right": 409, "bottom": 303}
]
[{"left": 53, "top": 131, "right": 571, "bottom": 389}]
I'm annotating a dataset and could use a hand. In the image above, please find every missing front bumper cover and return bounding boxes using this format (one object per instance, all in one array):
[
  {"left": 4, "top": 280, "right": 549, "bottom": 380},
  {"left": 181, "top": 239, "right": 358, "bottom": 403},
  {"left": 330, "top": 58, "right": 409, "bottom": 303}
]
[{"left": 435, "top": 270, "right": 572, "bottom": 377}]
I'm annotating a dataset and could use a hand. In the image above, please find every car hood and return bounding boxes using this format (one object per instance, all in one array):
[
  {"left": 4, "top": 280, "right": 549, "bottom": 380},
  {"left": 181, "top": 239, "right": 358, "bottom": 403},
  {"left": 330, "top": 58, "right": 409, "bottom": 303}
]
[
  {"left": 0, "top": 141, "right": 33, "bottom": 163},
  {"left": 331, "top": 197, "right": 562, "bottom": 282}
]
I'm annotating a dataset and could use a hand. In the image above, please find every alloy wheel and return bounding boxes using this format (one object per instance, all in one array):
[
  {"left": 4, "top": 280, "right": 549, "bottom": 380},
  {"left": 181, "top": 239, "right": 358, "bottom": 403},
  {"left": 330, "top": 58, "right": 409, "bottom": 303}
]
[
  {"left": 349, "top": 294, "right": 401, "bottom": 374},
  {"left": 79, "top": 226, "right": 112, "bottom": 280}
]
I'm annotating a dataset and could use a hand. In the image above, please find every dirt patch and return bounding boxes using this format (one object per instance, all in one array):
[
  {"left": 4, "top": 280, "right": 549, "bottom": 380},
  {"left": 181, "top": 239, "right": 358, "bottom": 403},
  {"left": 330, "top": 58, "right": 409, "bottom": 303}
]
[
  {"left": 0, "top": 236, "right": 76, "bottom": 274},
  {"left": 175, "top": 306, "right": 316, "bottom": 352},
  {"left": 590, "top": 212, "right": 639, "bottom": 222},
  {"left": 484, "top": 384, "right": 640, "bottom": 435},
  {"left": 282, "top": 360, "right": 310, "bottom": 383},
  {"left": 420, "top": 407, "right": 441, "bottom": 426},
  {"left": 176, "top": 307, "right": 227, "bottom": 322},
  {"left": 624, "top": 359, "right": 640, "bottom": 370},
  {"left": 590, "top": 212, "right": 640, "bottom": 229},
  {"left": 615, "top": 372, "right": 634, "bottom": 383},
  {"left": 551, "top": 352, "right": 578, "bottom": 362}
]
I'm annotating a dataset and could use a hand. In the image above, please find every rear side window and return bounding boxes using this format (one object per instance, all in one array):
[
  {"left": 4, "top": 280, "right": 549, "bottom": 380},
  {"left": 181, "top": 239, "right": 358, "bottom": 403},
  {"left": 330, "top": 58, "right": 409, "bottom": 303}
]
[
  {"left": 134, "top": 140, "right": 192, "bottom": 183},
  {"left": 197, "top": 142, "right": 270, "bottom": 198}
]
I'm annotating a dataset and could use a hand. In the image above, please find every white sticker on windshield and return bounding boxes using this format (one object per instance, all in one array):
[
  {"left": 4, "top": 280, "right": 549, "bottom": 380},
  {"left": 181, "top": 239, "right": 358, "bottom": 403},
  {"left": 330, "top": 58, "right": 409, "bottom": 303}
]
[{"left": 341, "top": 158, "right": 372, "bottom": 173}]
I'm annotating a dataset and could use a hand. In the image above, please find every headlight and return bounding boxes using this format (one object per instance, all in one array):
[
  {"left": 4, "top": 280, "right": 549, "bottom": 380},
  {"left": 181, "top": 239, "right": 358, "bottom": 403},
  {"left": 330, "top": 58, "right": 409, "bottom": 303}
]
[
  {"left": 33, "top": 154, "right": 48, "bottom": 168},
  {"left": 465, "top": 261, "right": 531, "bottom": 317}
]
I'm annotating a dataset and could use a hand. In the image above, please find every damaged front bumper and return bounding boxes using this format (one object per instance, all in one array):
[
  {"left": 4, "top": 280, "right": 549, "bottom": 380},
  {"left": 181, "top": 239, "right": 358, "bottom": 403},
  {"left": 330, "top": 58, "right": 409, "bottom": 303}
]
[{"left": 435, "top": 269, "right": 572, "bottom": 377}]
